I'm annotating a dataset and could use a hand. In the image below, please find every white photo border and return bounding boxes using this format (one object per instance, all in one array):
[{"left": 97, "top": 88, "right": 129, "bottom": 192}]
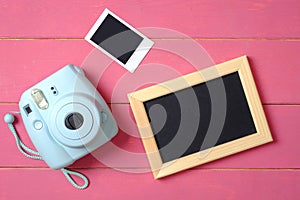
[{"left": 85, "top": 8, "right": 154, "bottom": 73}]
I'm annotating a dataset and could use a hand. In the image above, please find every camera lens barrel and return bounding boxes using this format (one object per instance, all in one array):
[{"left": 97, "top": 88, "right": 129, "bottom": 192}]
[{"left": 65, "top": 112, "right": 84, "bottom": 130}]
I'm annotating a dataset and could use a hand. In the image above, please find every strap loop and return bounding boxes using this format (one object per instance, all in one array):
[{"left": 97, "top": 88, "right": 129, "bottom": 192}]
[
  {"left": 61, "top": 168, "right": 89, "bottom": 189},
  {"left": 7, "top": 119, "right": 42, "bottom": 160},
  {"left": 4, "top": 113, "right": 89, "bottom": 190}
]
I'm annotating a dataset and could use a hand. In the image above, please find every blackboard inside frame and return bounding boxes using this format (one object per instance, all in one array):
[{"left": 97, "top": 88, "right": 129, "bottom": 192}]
[{"left": 128, "top": 56, "right": 272, "bottom": 179}]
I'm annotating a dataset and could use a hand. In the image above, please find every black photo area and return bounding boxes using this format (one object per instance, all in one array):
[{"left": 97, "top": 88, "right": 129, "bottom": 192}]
[
  {"left": 144, "top": 72, "right": 257, "bottom": 163},
  {"left": 90, "top": 14, "right": 143, "bottom": 64}
]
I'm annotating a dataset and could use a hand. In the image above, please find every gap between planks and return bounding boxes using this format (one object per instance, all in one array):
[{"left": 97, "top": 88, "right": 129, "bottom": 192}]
[
  {"left": 1, "top": 102, "right": 300, "bottom": 106},
  {"left": 0, "top": 37, "right": 299, "bottom": 41},
  {"left": 0, "top": 167, "right": 299, "bottom": 171}
]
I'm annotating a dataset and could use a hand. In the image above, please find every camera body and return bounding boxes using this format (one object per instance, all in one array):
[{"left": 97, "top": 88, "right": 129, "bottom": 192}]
[{"left": 19, "top": 65, "right": 118, "bottom": 169}]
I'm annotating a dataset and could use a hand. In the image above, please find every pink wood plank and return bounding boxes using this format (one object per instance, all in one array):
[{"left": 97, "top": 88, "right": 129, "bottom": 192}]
[
  {"left": 0, "top": 40, "right": 299, "bottom": 103},
  {"left": 200, "top": 40, "right": 300, "bottom": 105},
  {"left": 100, "top": 39, "right": 300, "bottom": 104},
  {"left": 0, "top": 0, "right": 299, "bottom": 38},
  {"left": 0, "top": 169, "right": 299, "bottom": 200},
  {"left": 0, "top": 1, "right": 297, "bottom": 199},
  {"left": 1, "top": 104, "right": 299, "bottom": 169},
  {"left": 0, "top": 40, "right": 92, "bottom": 102}
]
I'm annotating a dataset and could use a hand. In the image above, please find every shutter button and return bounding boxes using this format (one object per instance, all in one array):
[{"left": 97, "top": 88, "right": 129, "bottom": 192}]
[{"left": 33, "top": 120, "right": 43, "bottom": 130}]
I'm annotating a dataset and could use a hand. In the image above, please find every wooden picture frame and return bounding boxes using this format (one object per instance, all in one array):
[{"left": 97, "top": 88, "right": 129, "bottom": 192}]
[{"left": 128, "top": 56, "right": 272, "bottom": 179}]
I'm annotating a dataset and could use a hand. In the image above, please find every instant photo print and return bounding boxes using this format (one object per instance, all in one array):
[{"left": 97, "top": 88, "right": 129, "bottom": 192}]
[{"left": 85, "top": 9, "right": 154, "bottom": 73}]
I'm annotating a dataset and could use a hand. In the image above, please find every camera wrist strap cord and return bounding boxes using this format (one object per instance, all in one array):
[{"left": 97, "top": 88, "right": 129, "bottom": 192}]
[{"left": 4, "top": 113, "right": 89, "bottom": 190}]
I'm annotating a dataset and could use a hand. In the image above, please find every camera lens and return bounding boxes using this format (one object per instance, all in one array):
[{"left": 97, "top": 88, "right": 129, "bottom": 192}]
[{"left": 65, "top": 112, "right": 84, "bottom": 130}]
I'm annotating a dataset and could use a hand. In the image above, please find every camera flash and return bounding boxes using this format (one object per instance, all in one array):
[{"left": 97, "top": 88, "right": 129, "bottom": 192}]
[{"left": 31, "top": 89, "right": 49, "bottom": 110}]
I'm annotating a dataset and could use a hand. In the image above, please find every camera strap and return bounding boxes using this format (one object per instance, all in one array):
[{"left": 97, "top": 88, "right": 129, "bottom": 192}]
[{"left": 4, "top": 113, "right": 89, "bottom": 190}]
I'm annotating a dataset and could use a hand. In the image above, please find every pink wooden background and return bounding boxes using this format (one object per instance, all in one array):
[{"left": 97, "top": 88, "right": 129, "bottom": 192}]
[{"left": 0, "top": 0, "right": 299, "bottom": 199}]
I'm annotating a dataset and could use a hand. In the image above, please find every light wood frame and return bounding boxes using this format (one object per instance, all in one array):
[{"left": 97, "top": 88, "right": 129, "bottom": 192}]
[{"left": 128, "top": 56, "right": 272, "bottom": 179}]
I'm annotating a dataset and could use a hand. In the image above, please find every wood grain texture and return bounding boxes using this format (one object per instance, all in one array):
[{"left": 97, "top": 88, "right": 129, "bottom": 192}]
[
  {"left": 0, "top": 168, "right": 299, "bottom": 200},
  {"left": 0, "top": 0, "right": 299, "bottom": 38},
  {"left": 1, "top": 104, "right": 299, "bottom": 169},
  {"left": 0, "top": 0, "right": 298, "bottom": 198},
  {"left": 0, "top": 40, "right": 299, "bottom": 103}
]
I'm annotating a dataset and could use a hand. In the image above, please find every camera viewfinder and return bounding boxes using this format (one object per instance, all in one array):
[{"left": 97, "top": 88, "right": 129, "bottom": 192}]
[{"left": 24, "top": 104, "right": 32, "bottom": 115}]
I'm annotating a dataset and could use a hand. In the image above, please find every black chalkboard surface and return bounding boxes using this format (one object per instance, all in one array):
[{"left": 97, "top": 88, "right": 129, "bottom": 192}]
[
  {"left": 144, "top": 72, "right": 257, "bottom": 163},
  {"left": 128, "top": 56, "right": 272, "bottom": 179}
]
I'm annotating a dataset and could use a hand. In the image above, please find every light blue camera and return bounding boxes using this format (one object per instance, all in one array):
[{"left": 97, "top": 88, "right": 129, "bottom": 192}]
[{"left": 19, "top": 65, "right": 118, "bottom": 169}]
